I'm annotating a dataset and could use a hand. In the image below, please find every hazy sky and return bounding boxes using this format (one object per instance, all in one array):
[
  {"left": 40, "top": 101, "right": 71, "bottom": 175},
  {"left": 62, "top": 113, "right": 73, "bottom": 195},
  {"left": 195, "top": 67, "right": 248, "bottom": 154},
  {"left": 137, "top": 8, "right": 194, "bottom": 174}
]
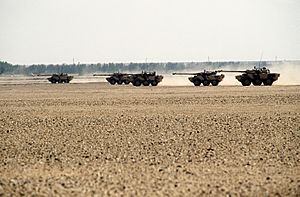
[{"left": 0, "top": 0, "right": 299, "bottom": 64}]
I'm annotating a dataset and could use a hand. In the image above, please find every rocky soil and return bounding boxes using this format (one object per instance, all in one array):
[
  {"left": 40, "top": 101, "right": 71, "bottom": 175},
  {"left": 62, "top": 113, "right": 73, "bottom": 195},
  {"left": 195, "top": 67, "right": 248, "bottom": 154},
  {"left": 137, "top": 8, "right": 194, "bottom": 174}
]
[{"left": 0, "top": 83, "right": 299, "bottom": 196}]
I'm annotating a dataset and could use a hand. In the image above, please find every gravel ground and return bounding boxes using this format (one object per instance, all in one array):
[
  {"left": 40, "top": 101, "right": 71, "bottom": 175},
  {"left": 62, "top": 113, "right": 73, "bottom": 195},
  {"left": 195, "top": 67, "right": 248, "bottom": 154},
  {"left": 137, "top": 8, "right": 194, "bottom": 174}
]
[{"left": 0, "top": 83, "right": 299, "bottom": 196}]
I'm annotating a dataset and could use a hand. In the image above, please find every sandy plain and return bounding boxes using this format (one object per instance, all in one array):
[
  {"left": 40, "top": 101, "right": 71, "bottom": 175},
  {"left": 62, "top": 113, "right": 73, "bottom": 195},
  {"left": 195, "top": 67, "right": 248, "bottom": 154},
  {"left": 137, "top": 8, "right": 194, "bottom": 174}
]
[{"left": 0, "top": 83, "right": 299, "bottom": 196}]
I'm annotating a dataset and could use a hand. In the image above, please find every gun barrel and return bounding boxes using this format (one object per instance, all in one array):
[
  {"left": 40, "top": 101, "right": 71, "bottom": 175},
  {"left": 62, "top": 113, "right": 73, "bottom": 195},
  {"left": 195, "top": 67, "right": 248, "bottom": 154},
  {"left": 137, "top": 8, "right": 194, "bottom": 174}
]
[
  {"left": 93, "top": 73, "right": 113, "bottom": 76},
  {"left": 217, "top": 70, "right": 245, "bottom": 73},
  {"left": 172, "top": 73, "right": 198, "bottom": 75},
  {"left": 32, "top": 73, "right": 53, "bottom": 77}
]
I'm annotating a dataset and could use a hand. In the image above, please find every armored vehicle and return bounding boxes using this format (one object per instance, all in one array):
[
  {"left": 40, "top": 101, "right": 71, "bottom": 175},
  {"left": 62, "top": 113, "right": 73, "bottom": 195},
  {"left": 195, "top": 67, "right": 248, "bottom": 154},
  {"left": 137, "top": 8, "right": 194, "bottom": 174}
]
[
  {"left": 172, "top": 70, "right": 225, "bottom": 86},
  {"left": 32, "top": 73, "right": 73, "bottom": 83},
  {"left": 219, "top": 67, "right": 280, "bottom": 86},
  {"left": 93, "top": 72, "right": 163, "bottom": 86},
  {"left": 47, "top": 73, "right": 73, "bottom": 83},
  {"left": 131, "top": 72, "right": 163, "bottom": 86}
]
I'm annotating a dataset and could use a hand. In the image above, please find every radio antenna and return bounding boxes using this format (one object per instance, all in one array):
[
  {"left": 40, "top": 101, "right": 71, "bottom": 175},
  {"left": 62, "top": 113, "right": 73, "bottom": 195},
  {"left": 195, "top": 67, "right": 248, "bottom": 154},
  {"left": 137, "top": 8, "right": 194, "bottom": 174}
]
[{"left": 258, "top": 52, "right": 263, "bottom": 68}]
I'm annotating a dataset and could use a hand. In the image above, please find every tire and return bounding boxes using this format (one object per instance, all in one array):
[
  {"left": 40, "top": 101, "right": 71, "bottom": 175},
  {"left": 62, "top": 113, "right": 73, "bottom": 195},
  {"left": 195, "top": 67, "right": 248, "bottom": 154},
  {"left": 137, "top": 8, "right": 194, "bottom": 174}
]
[
  {"left": 124, "top": 81, "right": 130, "bottom": 85},
  {"left": 109, "top": 79, "right": 116, "bottom": 85},
  {"left": 211, "top": 80, "right": 219, "bottom": 86},
  {"left": 241, "top": 79, "right": 251, "bottom": 86},
  {"left": 117, "top": 80, "right": 123, "bottom": 85},
  {"left": 133, "top": 80, "right": 141, "bottom": 86},
  {"left": 193, "top": 79, "right": 201, "bottom": 86},
  {"left": 151, "top": 81, "right": 158, "bottom": 86},
  {"left": 253, "top": 79, "right": 262, "bottom": 86},
  {"left": 143, "top": 81, "right": 150, "bottom": 86},
  {"left": 65, "top": 80, "right": 69, "bottom": 83},
  {"left": 263, "top": 79, "right": 273, "bottom": 86},
  {"left": 203, "top": 80, "right": 210, "bottom": 86}
]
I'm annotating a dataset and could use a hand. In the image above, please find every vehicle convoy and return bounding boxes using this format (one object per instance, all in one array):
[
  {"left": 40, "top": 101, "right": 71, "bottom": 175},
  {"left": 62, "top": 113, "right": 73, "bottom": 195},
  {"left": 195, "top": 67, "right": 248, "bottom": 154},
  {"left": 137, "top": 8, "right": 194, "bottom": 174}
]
[
  {"left": 172, "top": 70, "right": 225, "bottom": 86},
  {"left": 93, "top": 72, "right": 164, "bottom": 86},
  {"left": 218, "top": 67, "right": 280, "bottom": 86}
]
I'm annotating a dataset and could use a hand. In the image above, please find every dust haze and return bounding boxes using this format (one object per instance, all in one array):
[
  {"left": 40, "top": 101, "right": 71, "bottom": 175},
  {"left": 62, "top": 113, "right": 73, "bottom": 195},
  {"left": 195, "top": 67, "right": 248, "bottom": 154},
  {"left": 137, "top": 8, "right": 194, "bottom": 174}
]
[{"left": 269, "top": 63, "right": 300, "bottom": 85}]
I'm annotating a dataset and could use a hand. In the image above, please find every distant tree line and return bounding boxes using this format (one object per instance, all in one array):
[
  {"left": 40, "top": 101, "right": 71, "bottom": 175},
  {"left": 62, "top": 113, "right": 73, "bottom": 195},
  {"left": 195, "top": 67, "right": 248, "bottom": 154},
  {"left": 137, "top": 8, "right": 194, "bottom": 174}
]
[{"left": 0, "top": 60, "right": 297, "bottom": 75}]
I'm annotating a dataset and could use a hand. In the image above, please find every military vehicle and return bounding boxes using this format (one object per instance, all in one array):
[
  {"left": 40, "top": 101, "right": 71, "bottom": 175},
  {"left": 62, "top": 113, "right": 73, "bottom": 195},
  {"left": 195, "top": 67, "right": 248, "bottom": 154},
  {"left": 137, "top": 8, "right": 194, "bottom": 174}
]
[
  {"left": 32, "top": 73, "right": 74, "bottom": 83},
  {"left": 218, "top": 67, "right": 280, "bottom": 86},
  {"left": 172, "top": 70, "right": 225, "bottom": 86},
  {"left": 93, "top": 72, "right": 164, "bottom": 86},
  {"left": 47, "top": 73, "right": 73, "bottom": 83},
  {"left": 131, "top": 72, "right": 163, "bottom": 86}
]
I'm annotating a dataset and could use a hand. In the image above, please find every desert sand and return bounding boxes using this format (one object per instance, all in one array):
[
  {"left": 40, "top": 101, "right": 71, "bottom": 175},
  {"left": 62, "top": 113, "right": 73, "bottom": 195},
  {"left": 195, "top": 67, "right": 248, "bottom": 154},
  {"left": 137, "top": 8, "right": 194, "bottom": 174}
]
[{"left": 0, "top": 83, "right": 299, "bottom": 196}]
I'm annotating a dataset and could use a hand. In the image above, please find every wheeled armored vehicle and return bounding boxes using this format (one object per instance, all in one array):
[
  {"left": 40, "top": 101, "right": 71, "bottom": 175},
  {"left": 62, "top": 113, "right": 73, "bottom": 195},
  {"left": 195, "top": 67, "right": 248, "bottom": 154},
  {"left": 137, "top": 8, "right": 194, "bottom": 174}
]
[
  {"left": 219, "top": 67, "right": 280, "bottom": 86},
  {"left": 47, "top": 73, "right": 73, "bottom": 83},
  {"left": 93, "top": 72, "right": 163, "bottom": 86}
]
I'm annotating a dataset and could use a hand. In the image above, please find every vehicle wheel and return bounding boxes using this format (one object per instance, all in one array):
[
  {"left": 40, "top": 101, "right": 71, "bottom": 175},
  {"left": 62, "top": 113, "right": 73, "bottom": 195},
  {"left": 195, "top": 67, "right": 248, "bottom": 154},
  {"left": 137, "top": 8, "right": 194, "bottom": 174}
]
[
  {"left": 253, "top": 79, "right": 262, "bottom": 86},
  {"left": 109, "top": 79, "right": 116, "bottom": 85},
  {"left": 143, "top": 81, "right": 150, "bottom": 86},
  {"left": 263, "top": 79, "right": 273, "bottom": 86},
  {"left": 58, "top": 80, "right": 63, "bottom": 83},
  {"left": 124, "top": 81, "right": 130, "bottom": 85},
  {"left": 133, "top": 80, "right": 141, "bottom": 86},
  {"left": 211, "top": 80, "right": 219, "bottom": 86},
  {"left": 151, "top": 81, "right": 158, "bottom": 86},
  {"left": 50, "top": 80, "right": 56, "bottom": 84},
  {"left": 193, "top": 79, "right": 201, "bottom": 86},
  {"left": 203, "top": 80, "right": 210, "bottom": 86},
  {"left": 117, "top": 80, "right": 123, "bottom": 85},
  {"left": 65, "top": 80, "right": 70, "bottom": 83},
  {"left": 241, "top": 79, "right": 251, "bottom": 86}
]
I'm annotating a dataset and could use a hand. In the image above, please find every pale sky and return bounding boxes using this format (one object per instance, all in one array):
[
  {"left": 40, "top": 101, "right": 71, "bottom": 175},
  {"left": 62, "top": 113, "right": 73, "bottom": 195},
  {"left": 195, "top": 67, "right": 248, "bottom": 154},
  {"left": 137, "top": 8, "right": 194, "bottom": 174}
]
[{"left": 0, "top": 0, "right": 299, "bottom": 64}]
